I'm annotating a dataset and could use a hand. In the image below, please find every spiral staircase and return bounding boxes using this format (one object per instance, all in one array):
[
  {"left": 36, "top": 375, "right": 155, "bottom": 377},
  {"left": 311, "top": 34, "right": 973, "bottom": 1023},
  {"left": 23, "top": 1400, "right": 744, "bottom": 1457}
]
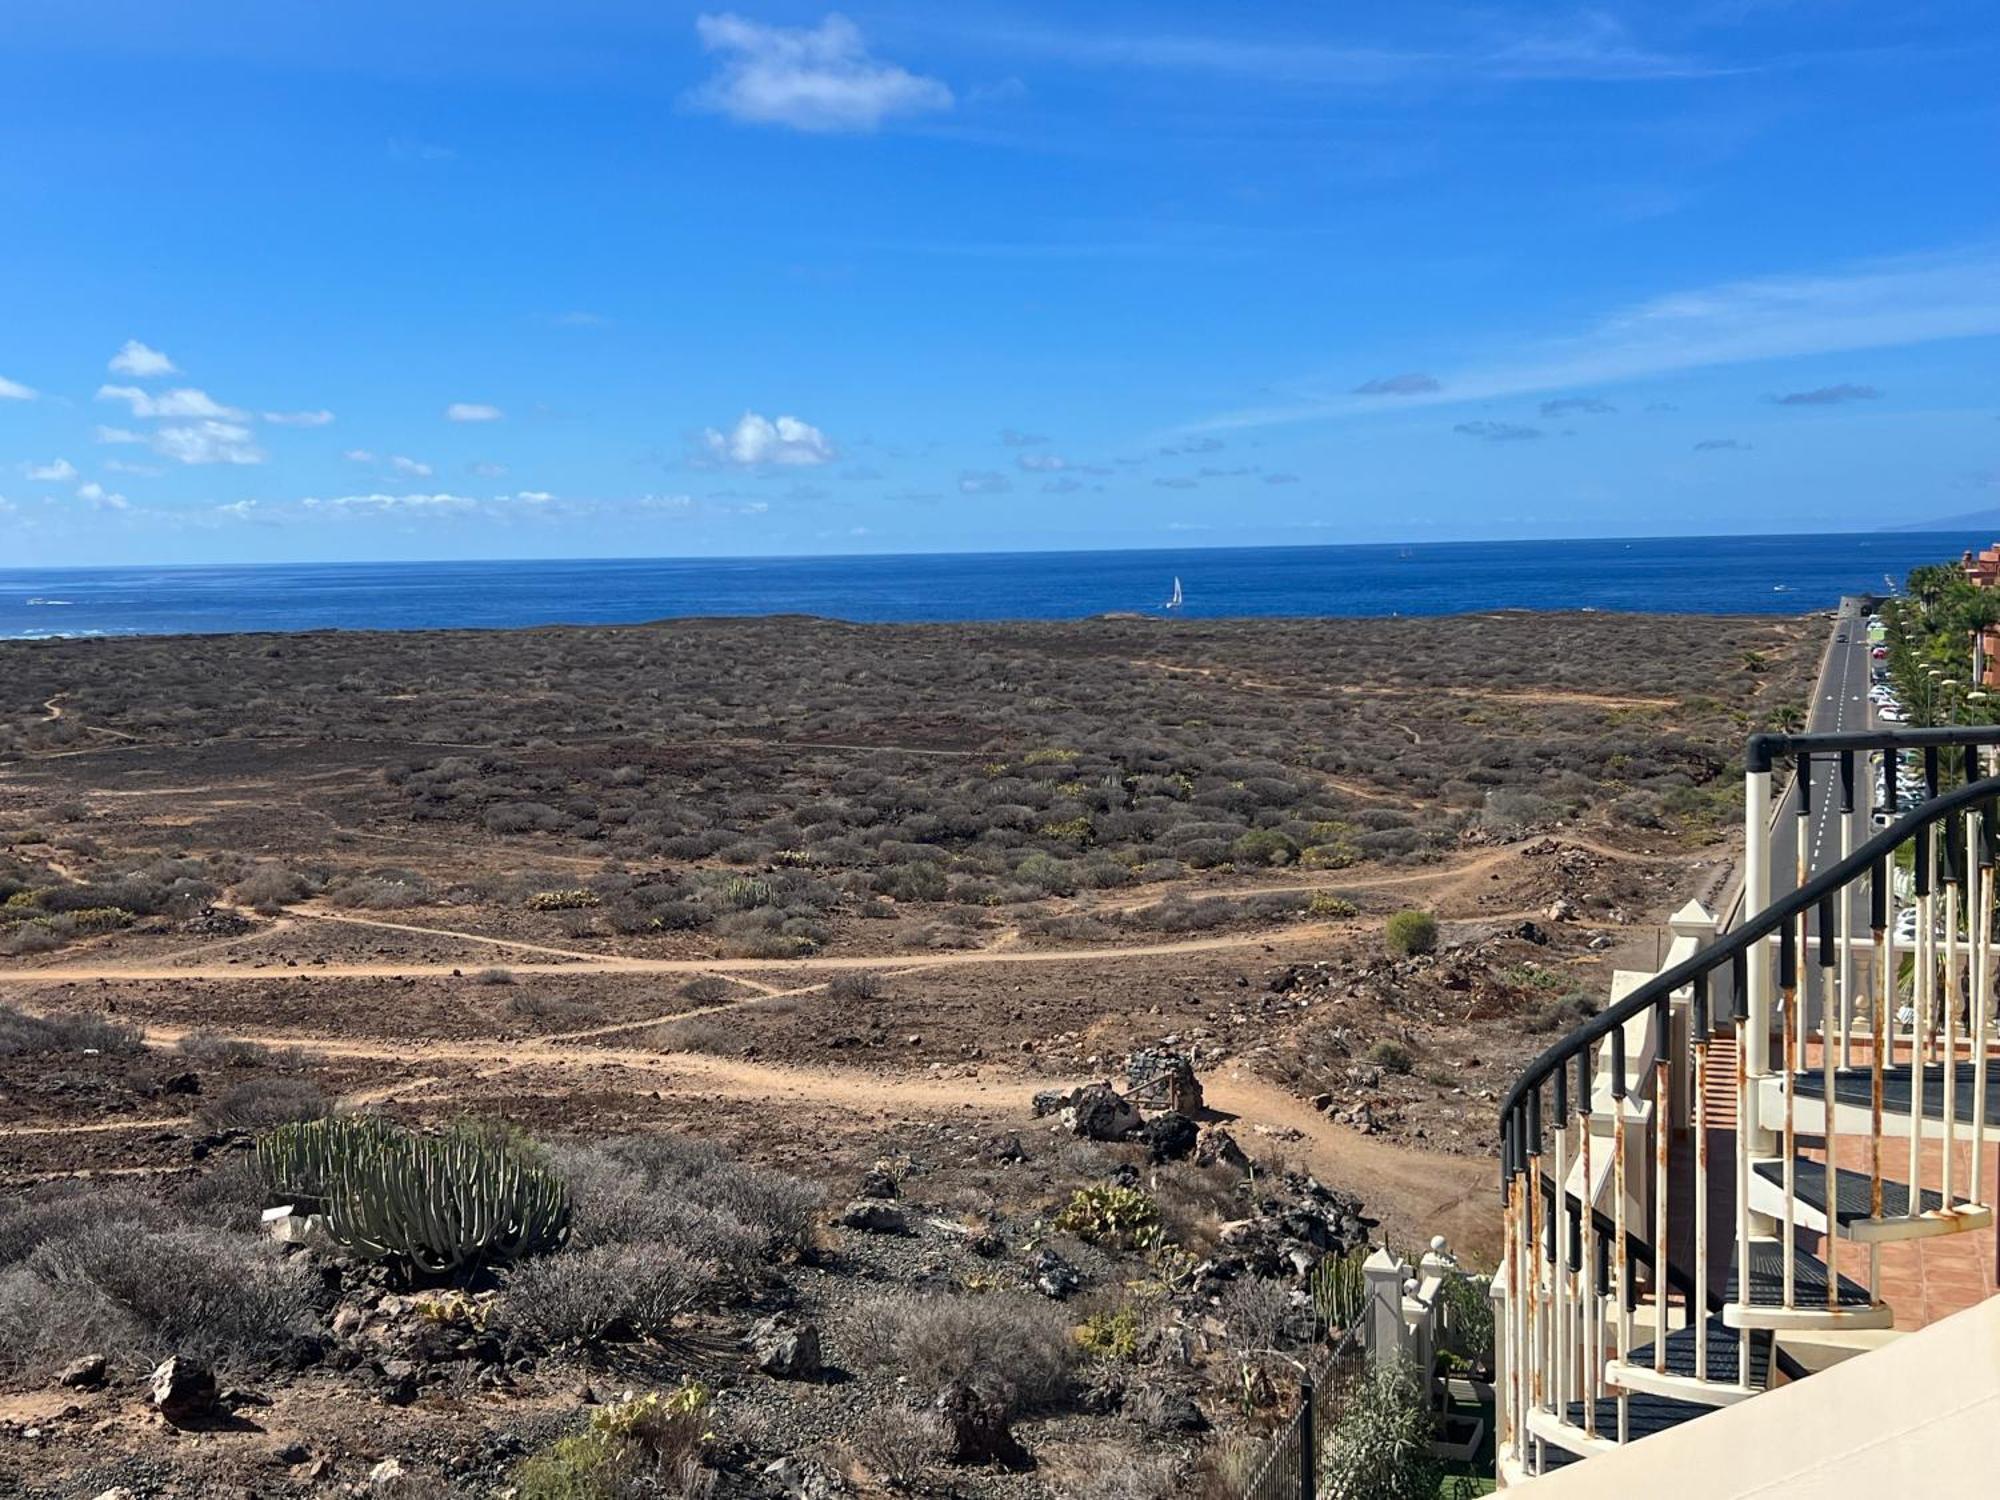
[{"left": 1493, "top": 726, "right": 2000, "bottom": 1486}]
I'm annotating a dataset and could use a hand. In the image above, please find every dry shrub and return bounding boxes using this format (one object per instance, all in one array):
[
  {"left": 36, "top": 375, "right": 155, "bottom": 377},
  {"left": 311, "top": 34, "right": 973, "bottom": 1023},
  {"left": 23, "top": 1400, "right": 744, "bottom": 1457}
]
[
  {"left": 0, "top": 1192, "right": 314, "bottom": 1377},
  {"left": 550, "top": 1135, "right": 818, "bottom": 1281},
  {"left": 846, "top": 1290, "right": 1076, "bottom": 1413},
  {"left": 197, "top": 1076, "right": 329, "bottom": 1130},
  {"left": 505, "top": 1243, "right": 710, "bottom": 1349},
  {"left": 844, "top": 1401, "right": 947, "bottom": 1490},
  {"left": 0, "top": 1004, "right": 140, "bottom": 1056}
]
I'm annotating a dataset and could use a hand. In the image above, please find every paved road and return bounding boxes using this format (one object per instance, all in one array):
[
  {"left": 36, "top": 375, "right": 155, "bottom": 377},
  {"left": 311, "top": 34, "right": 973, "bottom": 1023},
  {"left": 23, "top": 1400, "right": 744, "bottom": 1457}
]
[{"left": 1769, "top": 597, "right": 1876, "bottom": 897}]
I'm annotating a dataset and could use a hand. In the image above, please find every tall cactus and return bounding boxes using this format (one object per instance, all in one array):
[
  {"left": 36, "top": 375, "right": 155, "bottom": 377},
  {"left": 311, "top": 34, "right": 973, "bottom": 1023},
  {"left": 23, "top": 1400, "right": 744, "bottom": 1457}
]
[
  {"left": 1312, "top": 1245, "right": 1369, "bottom": 1335},
  {"left": 257, "top": 1116, "right": 570, "bottom": 1276}
]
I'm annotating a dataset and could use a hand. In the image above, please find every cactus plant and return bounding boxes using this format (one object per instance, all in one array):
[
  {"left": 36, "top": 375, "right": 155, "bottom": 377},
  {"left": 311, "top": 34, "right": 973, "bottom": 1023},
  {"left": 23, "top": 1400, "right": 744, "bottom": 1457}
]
[
  {"left": 256, "top": 1116, "right": 569, "bottom": 1276},
  {"left": 1312, "top": 1245, "right": 1369, "bottom": 1335}
]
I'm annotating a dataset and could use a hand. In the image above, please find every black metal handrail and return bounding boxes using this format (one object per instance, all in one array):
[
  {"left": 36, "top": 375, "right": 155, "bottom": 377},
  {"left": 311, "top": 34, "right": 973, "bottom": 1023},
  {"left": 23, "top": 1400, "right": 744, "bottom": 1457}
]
[
  {"left": 1497, "top": 758, "right": 2000, "bottom": 1161},
  {"left": 1746, "top": 726, "right": 2000, "bottom": 773}
]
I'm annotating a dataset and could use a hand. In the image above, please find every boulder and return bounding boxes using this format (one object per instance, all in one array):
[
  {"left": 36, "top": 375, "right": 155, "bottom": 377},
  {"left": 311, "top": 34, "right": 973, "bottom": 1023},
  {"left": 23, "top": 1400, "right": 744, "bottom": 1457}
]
[
  {"left": 148, "top": 1356, "right": 216, "bottom": 1425},
  {"left": 368, "top": 1459, "right": 407, "bottom": 1489},
  {"left": 1030, "top": 1087, "right": 1075, "bottom": 1118},
  {"left": 1142, "top": 1110, "right": 1199, "bottom": 1162},
  {"left": 764, "top": 1455, "right": 849, "bottom": 1499},
  {"left": 56, "top": 1354, "right": 107, "bottom": 1390},
  {"left": 934, "top": 1381, "right": 1030, "bottom": 1470},
  {"left": 748, "top": 1314, "right": 822, "bottom": 1380},
  {"left": 1194, "top": 1126, "right": 1251, "bottom": 1173},
  {"left": 1030, "top": 1247, "right": 1080, "bottom": 1300},
  {"left": 1062, "top": 1083, "right": 1140, "bottom": 1141},
  {"left": 376, "top": 1358, "right": 418, "bottom": 1406},
  {"left": 1138, "top": 1386, "right": 1210, "bottom": 1434},
  {"left": 856, "top": 1167, "right": 899, "bottom": 1200},
  {"left": 839, "top": 1199, "right": 908, "bottom": 1235}
]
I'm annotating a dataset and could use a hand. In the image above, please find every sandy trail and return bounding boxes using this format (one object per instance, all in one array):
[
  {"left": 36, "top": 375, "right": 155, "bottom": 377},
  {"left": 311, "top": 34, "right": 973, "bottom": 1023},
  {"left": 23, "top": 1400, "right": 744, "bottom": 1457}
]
[
  {"left": 0, "top": 922, "right": 1342, "bottom": 985},
  {"left": 1129, "top": 659, "right": 1676, "bottom": 711},
  {"left": 22, "top": 1017, "right": 1496, "bottom": 1255}
]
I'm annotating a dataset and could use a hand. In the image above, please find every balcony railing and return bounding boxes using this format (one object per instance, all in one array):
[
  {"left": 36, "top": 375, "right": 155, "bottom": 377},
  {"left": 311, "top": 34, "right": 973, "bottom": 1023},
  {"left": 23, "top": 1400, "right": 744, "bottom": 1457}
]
[{"left": 1494, "top": 726, "right": 2000, "bottom": 1481}]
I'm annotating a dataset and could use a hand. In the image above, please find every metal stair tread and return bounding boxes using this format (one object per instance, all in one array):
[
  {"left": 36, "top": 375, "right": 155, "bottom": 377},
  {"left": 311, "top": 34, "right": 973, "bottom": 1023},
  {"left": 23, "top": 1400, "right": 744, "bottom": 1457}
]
[
  {"left": 1606, "top": 1318, "right": 1772, "bottom": 1404},
  {"left": 1791, "top": 1061, "right": 2000, "bottom": 1127},
  {"left": 1722, "top": 1236, "right": 1887, "bottom": 1327},
  {"left": 1526, "top": 1386, "right": 1714, "bottom": 1458},
  {"left": 1750, "top": 1155, "right": 1941, "bottom": 1222}
]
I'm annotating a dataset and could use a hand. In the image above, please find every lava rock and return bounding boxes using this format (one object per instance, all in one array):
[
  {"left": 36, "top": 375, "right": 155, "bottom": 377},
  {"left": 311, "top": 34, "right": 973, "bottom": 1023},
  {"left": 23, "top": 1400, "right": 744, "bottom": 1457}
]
[
  {"left": 1142, "top": 1110, "right": 1199, "bottom": 1162},
  {"left": 839, "top": 1200, "right": 909, "bottom": 1235},
  {"left": 748, "top": 1314, "right": 823, "bottom": 1380},
  {"left": 56, "top": 1354, "right": 107, "bottom": 1390},
  {"left": 935, "top": 1380, "right": 1030, "bottom": 1470},
  {"left": 1062, "top": 1083, "right": 1141, "bottom": 1141},
  {"left": 1030, "top": 1247, "right": 1081, "bottom": 1300},
  {"left": 856, "top": 1167, "right": 899, "bottom": 1200},
  {"left": 148, "top": 1356, "right": 217, "bottom": 1425},
  {"left": 1138, "top": 1386, "right": 1210, "bottom": 1434},
  {"left": 764, "top": 1455, "right": 849, "bottom": 1499},
  {"left": 1030, "top": 1088, "right": 1075, "bottom": 1118},
  {"left": 1195, "top": 1126, "right": 1251, "bottom": 1173}
]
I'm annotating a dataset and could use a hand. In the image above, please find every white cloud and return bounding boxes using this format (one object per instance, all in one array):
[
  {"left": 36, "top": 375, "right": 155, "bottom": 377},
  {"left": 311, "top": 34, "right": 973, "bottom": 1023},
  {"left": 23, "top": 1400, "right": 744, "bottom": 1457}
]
[
  {"left": 1193, "top": 243, "right": 2000, "bottom": 434},
  {"left": 22, "top": 459, "right": 77, "bottom": 482},
  {"left": 691, "top": 13, "right": 952, "bottom": 133},
  {"left": 95, "top": 426, "right": 145, "bottom": 445},
  {"left": 152, "top": 420, "right": 265, "bottom": 466},
  {"left": 445, "top": 401, "right": 503, "bottom": 422},
  {"left": 467, "top": 460, "right": 508, "bottom": 479},
  {"left": 390, "top": 455, "right": 434, "bottom": 478},
  {"left": 104, "top": 458, "right": 164, "bottom": 476},
  {"left": 98, "top": 384, "right": 247, "bottom": 420},
  {"left": 342, "top": 449, "right": 376, "bottom": 463},
  {"left": 978, "top": 13, "right": 1729, "bottom": 88},
  {"left": 263, "top": 408, "right": 336, "bottom": 427},
  {"left": 702, "top": 411, "right": 836, "bottom": 467},
  {"left": 1016, "top": 452, "right": 1067, "bottom": 472},
  {"left": 74, "top": 481, "right": 129, "bottom": 510},
  {"left": 0, "top": 375, "right": 37, "bottom": 401},
  {"left": 303, "top": 492, "right": 481, "bottom": 515},
  {"left": 958, "top": 469, "right": 1013, "bottom": 495},
  {"left": 107, "top": 340, "right": 178, "bottom": 377}
]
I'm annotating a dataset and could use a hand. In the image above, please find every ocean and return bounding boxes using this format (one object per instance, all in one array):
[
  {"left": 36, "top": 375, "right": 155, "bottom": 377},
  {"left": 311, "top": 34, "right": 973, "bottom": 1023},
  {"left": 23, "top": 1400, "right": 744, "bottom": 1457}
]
[{"left": 0, "top": 532, "right": 1986, "bottom": 640}]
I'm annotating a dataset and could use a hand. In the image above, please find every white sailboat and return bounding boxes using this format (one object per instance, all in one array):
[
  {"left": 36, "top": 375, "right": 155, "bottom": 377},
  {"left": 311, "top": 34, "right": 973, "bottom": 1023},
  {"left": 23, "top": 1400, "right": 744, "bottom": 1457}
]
[{"left": 1163, "top": 576, "right": 1183, "bottom": 612}]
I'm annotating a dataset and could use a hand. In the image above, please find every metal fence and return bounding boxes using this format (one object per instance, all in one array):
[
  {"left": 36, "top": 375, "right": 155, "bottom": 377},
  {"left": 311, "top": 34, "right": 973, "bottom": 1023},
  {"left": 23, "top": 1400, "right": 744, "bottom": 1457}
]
[{"left": 1233, "top": 1324, "right": 1365, "bottom": 1500}]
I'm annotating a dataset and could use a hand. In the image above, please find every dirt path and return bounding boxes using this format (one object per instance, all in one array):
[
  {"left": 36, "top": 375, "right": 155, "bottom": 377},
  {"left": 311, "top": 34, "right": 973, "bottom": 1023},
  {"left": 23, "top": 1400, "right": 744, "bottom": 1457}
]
[
  {"left": 37, "top": 694, "right": 140, "bottom": 742},
  {"left": 1129, "top": 659, "right": 1677, "bottom": 712},
  {"left": 71, "top": 1017, "right": 1496, "bottom": 1257},
  {"left": 1203, "top": 1066, "right": 1498, "bottom": 1258},
  {"left": 0, "top": 921, "right": 1345, "bottom": 985}
]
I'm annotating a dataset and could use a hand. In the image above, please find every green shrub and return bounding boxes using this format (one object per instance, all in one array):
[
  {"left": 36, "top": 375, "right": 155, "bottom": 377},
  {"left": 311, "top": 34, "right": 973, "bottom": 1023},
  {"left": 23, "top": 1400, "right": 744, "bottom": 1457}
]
[
  {"left": 1230, "top": 828, "right": 1298, "bottom": 867},
  {"left": 1308, "top": 891, "right": 1359, "bottom": 918},
  {"left": 1382, "top": 909, "right": 1437, "bottom": 957},
  {"left": 1438, "top": 1269, "right": 1494, "bottom": 1369},
  {"left": 528, "top": 889, "right": 601, "bottom": 911},
  {"left": 1052, "top": 1185, "right": 1161, "bottom": 1249},
  {"left": 512, "top": 1384, "right": 713, "bottom": 1500},
  {"left": 1074, "top": 1305, "right": 1141, "bottom": 1361},
  {"left": 1366, "top": 1039, "right": 1414, "bottom": 1075},
  {"left": 257, "top": 1116, "right": 570, "bottom": 1276},
  {"left": 1318, "top": 1361, "right": 1443, "bottom": 1500}
]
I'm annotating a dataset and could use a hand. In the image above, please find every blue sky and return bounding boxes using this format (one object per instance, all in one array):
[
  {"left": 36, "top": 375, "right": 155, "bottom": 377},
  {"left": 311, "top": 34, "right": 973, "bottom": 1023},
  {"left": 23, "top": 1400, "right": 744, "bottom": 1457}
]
[{"left": 2, "top": 1, "right": 1997, "bottom": 565}]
